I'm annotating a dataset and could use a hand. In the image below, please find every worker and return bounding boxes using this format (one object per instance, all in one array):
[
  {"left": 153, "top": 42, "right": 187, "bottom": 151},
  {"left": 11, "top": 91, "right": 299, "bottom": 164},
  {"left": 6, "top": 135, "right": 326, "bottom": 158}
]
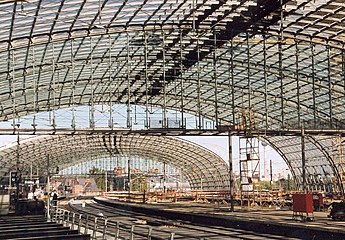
[{"left": 52, "top": 190, "right": 58, "bottom": 207}]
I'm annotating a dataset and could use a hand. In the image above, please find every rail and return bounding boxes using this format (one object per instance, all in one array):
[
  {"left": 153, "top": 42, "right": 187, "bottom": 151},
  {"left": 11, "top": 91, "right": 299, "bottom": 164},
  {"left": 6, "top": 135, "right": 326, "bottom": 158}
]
[{"left": 48, "top": 205, "right": 206, "bottom": 240}]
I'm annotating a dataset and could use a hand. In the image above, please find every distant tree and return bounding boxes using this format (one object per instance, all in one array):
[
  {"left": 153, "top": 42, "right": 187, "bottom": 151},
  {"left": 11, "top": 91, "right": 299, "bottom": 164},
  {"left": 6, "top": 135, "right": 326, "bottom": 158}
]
[
  {"left": 89, "top": 167, "right": 105, "bottom": 191},
  {"left": 131, "top": 173, "right": 148, "bottom": 192}
]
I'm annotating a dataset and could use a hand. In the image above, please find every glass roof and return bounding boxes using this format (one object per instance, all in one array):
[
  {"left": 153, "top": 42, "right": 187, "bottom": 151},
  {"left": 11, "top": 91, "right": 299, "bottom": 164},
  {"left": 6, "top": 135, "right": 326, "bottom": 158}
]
[{"left": 0, "top": 0, "right": 343, "bottom": 131}]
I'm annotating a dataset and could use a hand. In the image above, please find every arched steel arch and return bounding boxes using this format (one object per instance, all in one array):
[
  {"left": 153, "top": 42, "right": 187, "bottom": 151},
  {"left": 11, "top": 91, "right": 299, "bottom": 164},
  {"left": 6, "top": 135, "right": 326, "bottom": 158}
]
[
  {"left": 0, "top": 134, "right": 229, "bottom": 191},
  {"left": 263, "top": 135, "right": 345, "bottom": 194},
  {"left": 260, "top": 136, "right": 297, "bottom": 184}
]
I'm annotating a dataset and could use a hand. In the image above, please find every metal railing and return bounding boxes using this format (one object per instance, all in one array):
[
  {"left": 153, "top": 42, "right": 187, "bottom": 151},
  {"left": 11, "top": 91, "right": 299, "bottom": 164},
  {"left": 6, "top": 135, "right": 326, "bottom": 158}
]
[{"left": 49, "top": 206, "right": 206, "bottom": 240}]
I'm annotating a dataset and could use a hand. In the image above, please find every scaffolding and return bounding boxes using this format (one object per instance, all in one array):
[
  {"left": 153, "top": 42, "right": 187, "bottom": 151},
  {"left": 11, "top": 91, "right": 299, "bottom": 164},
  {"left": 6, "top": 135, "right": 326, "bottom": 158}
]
[{"left": 239, "top": 136, "right": 261, "bottom": 207}]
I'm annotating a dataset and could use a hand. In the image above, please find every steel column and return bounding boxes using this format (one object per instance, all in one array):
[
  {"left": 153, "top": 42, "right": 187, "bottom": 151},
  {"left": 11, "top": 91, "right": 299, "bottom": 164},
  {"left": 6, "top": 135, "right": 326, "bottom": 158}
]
[
  {"left": 126, "top": 33, "right": 131, "bottom": 129},
  {"left": 179, "top": 31, "right": 184, "bottom": 128},
  {"left": 263, "top": 36, "right": 268, "bottom": 130},
  {"left": 108, "top": 34, "right": 114, "bottom": 130},
  {"left": 71, "top": 39, "right": 76, "bottom": 130},
  {"left": 51, "top": 42, "right": 57, "bottom": 130},
  {"left": 246, "top": 32, "right": 251, "bottom": 130},
  {"left": 197, "top": 35, "right": 202, "bottom": 129},
  {"left": 31, "top": 44, "right": 37, "bottom": 130},
  {"left": 279, "top": 0, "right": 285, "bottom": 128},
  {"left": 89, "top": 36, "right": 95, "bottom": 129},
  {"left": 311, "top": 41, "right": 316, "bottom": 128},
  {"left": 301, "top": 128, "right": 306, "bottom": 192},
  {"left": 327, "top": 45, "right": 333, "bottom": 127},
  {"left": 162, "top": 30, "right": 167, "bottom": 128},
  {"left": 144, "top": 31, "right": 149, "bottom": 129},
  {"left": 213, "top": 32, "right": 219, "bottom": 127},
  {"left": 228, "top": 131, "right": 234, "bottom": 212},
  {"left": 295, "top": 39, "right": 301, "bottom": 127},
  {"left": 230, "top": 34, "right": 235, "bottom": 125}
]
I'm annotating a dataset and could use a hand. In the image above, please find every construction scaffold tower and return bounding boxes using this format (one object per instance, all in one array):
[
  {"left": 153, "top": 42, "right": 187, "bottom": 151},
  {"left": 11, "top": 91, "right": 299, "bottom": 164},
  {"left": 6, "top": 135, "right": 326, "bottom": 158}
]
[
  {"left": 239, "top": 105, "right": 261, "bottom": 207},
  {"left": 239, "top": 137, "right": 261, "bottom": 207}
]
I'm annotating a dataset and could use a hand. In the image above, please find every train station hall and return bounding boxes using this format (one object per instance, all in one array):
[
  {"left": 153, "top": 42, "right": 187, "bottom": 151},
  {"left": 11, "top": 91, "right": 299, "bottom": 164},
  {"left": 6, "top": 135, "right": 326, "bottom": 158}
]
[{"left": 0, "top": 0, "right": 345, "bottom": 239}]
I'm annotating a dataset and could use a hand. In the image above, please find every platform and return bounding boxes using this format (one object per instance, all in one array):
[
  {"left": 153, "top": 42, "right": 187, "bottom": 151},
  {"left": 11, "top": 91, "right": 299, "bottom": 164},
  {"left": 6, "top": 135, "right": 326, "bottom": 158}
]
[{"left": 94, "top": 197, "right": 345, "bottom": 240}]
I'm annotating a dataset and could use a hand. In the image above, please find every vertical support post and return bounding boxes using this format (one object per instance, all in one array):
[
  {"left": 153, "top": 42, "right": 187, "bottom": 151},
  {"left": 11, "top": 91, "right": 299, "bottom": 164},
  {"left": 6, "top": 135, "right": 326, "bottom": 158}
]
[
  {"left": 92, "top": 217, "right": 98, "bottom": 239},
  {"left": 228, "top": 131, "right": 234, "bottom": 212},
  {"left": 126, "top": 33, "right": 131, "bottom": 129},
  {"left": 270, "top": 159, "right": 273, "bottom": 189},
  {"left": 147, "top": 227, "right": 152, "bottom": 240},
  {"left": 311, "top": 41, "right": 316, "bottom": 128},
  {"left": 89, "top": 36, "right": 95, "bottom": 129},
  {"left": 46, "top": 154, "right": 51, "bottom": 222},
  {"left": 15, "top": 128, "right": 20, "bottom": 204},
  {"left": 327, "top": 44, "right": 333, "bottom": 128},
  {"left": 84, "top": 214, "right": 89, "bottom": 235},
  {"left": 31, "top": 44, "right": 37, "bottom": 131},
  {"left": 295, "top": 39, "right": 301, "bottom": 127},
  {"left": 115, "top": 221, "right": 120, "bottom": 239},
  {"left": 301, "top": 127, "right": 307, "bottom": 193},
  {"left": 72, "top": 212, "right": 76, "bottom": 230},
  {"left": 163, "top": 162, "right": 166, "bottom": 194},
  {"left": 279, "top": 0, "right": 285, "bottom": 128},
  {"left": 246, "top": 32, "right": 252, "bottom": 130},
  {"left": 263, "top": 36, "right": 268, "bottom": 130},
  {"left": 169, "top": 232, "right": 175, "bottom": 240},
  {"left": 197, "top": 35, "right": 202, "bottom": 129},
  {"left": 78, "top": 214, "right": 82, "bottom": 233},
  {"left": 179, "top": 31, "right": 184, "bottom": 128},
  {"left": 66, "top": 211, "right": 70, "bottom": 227},
  {"left": 108, "top": 34, "right": 114, "bottom": 130},
  {"left": 102, "top": 219, "right": 108, "bottom": 240},
  {"left": 230, "top": 33, "right": 235, "bottom": 125},
  {"left": 162, "top": 30, "right": 167, "bottom": 128},
  {"left": 105, "top": 171, "right": 108, "bottom": 192},
  {"left": 51, "top": 42, "right": 56, "bottom": 131},
  {"left": 213, "top": 32, "right": 219, "bottom": 127},
  {"left": 11, "top": 47, "right": 17, "bottom": 132},
  {"left": 144, "top": 31, "right": 149, "bottom": 129},
  {"left": 71, "top": 39, "right": 76, "bottom": 130},
  {"left": 128, "top": 156, "right": 131, "bottom": 197},
  {"left": 129, "top": 225, "right": 134, "bottom": 240}
]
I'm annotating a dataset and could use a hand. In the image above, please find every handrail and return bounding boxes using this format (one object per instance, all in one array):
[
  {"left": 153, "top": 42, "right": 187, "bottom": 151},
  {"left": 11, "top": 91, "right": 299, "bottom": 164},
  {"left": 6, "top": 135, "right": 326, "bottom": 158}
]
[{"left": 49, "top": 205, "right": 207, "bottom": 239}]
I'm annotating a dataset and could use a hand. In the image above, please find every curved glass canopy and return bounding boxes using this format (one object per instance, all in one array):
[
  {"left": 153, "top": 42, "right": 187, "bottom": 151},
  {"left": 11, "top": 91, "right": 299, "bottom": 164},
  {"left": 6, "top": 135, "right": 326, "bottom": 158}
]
[
  {"left": 0, "top": 134, "right": 230, "bottom": 190},
  {"left": 264, "top": 135, "right": 345, "bottom": 193}
]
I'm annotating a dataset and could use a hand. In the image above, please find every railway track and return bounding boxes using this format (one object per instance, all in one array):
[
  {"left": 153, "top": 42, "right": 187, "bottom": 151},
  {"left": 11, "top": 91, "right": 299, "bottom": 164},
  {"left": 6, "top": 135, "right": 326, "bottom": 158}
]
[{"left": 64, "top": 200, "right": 301, "bottom": 240}]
